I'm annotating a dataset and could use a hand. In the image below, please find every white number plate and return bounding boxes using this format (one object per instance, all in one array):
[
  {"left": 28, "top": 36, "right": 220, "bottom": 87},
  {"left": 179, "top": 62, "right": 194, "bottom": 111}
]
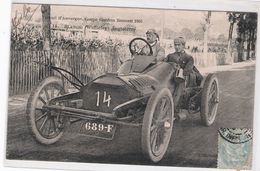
[{"left": 80, "top": 121, "right": 116, "bottom": 140}]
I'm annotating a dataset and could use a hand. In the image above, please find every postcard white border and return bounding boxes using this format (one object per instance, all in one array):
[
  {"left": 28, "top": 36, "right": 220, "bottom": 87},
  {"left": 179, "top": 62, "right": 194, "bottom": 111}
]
[{"left": 1, "top": 0, "right": 260, "bottom": 171}]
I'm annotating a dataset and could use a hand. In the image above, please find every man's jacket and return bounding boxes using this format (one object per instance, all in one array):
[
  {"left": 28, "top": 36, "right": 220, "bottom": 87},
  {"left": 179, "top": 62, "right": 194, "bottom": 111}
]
[
  {"left": 141, "top": 42, "right": 165, "bottom": 61},
  {"left": 165, "top": 51, "right": 196, "bottom": 76}
]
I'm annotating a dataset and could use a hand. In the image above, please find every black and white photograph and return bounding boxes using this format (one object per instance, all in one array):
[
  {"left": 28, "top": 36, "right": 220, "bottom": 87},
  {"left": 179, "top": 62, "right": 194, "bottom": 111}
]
[{"left": 4, "top": 1, "right": 259, "bottom": 170}]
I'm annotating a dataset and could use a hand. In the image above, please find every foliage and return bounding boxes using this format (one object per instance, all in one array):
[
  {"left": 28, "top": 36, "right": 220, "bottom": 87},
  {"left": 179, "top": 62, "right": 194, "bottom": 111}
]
[
  {"left": 10, "top": 25, "right": 124, "bottom": 51},
  {"left": 194, "top": 27, "right": 204, "bottom": 40},
  {"left": 232, "top": 12, "right": 257, "bottom": 60},
  {"left": 180, "top": 28, "right": 194, "bottom": 40},
  {"left": 217, "top": 34, "right": 227, "bottom": 42},
  {"left": 226, "top": 12, "right": 257, "bottom": 61},
  {"left": 163, "top": 28, "right": 177, "bottom": 39}
]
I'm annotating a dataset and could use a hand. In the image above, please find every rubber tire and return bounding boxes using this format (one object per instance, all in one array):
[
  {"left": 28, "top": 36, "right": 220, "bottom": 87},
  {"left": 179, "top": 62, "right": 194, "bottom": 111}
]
[
  {"left": 200, "top": 73, "right": 219, "bottom": 126},
  {"left": 141, "top": 88, "right": 174, "bottom": 162},
  {"left": 26, "top": 76, "right": 65, "bottom": 145}
]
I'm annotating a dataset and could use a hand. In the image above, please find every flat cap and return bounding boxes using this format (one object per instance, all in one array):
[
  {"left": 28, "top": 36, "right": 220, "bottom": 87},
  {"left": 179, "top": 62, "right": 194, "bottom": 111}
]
[
  {"left": 174, "top": 37, "right": 186, "bottom": 45},
  {"left": 146, "top": 29, "right": 159, "bottom": 39}
]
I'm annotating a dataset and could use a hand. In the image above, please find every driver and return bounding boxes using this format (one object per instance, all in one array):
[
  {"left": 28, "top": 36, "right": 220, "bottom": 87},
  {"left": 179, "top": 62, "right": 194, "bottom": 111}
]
[{"left": 141, "top": 29, "right": 165, "bottom": 61}]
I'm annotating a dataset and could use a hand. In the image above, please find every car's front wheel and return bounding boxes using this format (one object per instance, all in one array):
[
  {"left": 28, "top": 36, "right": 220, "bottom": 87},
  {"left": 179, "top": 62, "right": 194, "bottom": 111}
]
[
  {"left": 26, "top": 76, "right": 67, "bottom": 145},
  {"left": 141, "top": 88, "right": 174, "bottom": 162}
]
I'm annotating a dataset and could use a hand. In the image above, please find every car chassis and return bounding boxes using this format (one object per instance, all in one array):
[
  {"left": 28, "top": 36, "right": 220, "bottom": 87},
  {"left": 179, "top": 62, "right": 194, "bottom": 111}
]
[{"left": 26, "top": 38, "right": 219, "bottom": 162}]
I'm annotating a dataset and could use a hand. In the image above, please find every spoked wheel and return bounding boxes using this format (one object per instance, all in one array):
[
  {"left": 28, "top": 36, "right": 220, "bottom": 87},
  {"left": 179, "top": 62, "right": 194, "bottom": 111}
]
[
  {"left": 200, "top": 74, "right": 219, "bottom": 126},
  {"left": 142, "top": 88, "right": 174, "bottom": 162},
  {"left": 26, "top": 76, "right": 67, "bottom": 144}
]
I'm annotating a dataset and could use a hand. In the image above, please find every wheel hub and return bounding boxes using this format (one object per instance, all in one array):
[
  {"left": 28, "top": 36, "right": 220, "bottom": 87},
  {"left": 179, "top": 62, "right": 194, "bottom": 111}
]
[{"left": 164, "top": 121, "right": 171, "bottom": 128}]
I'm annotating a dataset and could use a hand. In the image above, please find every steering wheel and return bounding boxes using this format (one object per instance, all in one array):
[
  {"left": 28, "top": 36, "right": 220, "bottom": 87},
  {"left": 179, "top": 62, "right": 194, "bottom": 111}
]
[{"left": 129, "top": 37, "right": 153, "bottom": 56}]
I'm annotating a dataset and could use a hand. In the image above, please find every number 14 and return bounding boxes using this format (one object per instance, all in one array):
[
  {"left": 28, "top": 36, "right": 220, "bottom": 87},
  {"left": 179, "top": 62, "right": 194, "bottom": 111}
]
[{"left": 96, "top": 91, "right": 112, "bottom": 107}]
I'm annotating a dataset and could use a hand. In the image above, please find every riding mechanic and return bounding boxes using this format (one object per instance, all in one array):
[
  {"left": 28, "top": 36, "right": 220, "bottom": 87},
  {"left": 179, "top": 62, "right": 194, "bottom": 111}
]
[{"left": 164, "top": 37, "right": 203, "bottom": 111}]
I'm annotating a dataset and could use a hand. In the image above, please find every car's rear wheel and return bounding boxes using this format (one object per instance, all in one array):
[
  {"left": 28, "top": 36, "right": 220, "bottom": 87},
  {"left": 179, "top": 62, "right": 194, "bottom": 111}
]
[
  {"left": 26, "top": 76, "right": 66, "bottom": 145},
  {"left": 200, "top": 74, "right": 219, "bottom": 126},
  {"left": 141, "top": 88, "right": 174, "bottom": 162}
]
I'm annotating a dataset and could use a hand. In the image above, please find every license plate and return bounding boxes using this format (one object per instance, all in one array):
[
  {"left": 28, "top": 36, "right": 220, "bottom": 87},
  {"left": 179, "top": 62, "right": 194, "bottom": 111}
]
[{"left": 80, "top": 121, "right": 116, "bottom": 140}]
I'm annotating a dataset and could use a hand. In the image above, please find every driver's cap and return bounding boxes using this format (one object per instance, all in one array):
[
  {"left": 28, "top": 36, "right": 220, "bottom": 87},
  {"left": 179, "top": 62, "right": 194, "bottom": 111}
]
[
  {"left": 174, "top": 37, "right": 186, "bottom": 45},
  {"left": 146, "top": 29, "right": 159, "bottom": 40}
]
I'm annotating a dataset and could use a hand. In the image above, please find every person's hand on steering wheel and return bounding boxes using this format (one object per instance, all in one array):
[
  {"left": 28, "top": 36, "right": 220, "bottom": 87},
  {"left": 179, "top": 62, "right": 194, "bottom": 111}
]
[{"left": 129, "top": 37, "right": 153, "bottom": 57}]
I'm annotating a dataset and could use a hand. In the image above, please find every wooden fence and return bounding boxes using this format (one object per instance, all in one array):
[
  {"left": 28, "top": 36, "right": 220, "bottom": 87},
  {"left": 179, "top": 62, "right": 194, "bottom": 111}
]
[
  {"left": 9, "top": 51, "right": 52, "bottom": 95},
  {"left": 51, "top": 49, "right": 118, "bottom": 89},
  {"left": 9, "top": 48, "right": 118, "bottom": 95},
  {"left": 9, "top": 48, "right": 229, "bottom": 95}
]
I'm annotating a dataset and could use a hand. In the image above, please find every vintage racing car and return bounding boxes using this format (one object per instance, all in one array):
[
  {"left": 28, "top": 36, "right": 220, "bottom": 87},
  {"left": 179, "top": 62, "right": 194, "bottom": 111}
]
[{"left": 26, "top": 38, "right": 219, "bottom": 162}]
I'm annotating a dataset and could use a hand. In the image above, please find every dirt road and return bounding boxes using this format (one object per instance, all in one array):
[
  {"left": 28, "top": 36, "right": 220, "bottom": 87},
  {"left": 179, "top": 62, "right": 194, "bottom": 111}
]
[{"left": 6, "top": 65, "right": 255, "bottom": 168}]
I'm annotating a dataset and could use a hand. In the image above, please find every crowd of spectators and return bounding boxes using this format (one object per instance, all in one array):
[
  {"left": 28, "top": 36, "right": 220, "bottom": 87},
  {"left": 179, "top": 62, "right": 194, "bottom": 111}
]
[
  {"left": 189, "top": 46, "right": 227, "bottom": 53},
  {"left": 208, "top": 46, "right": 227, "bottom": 53}
]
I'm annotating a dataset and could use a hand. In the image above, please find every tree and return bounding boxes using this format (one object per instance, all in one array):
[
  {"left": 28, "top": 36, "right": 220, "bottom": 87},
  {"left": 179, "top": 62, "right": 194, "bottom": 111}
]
[
  {"left": 226, "top": 12, "right": 240, "bottom": 63},
  {"left": 194, "top": 27, "right": 204, "bottom": 41},
  {"left": 41, "top": 4, "right": 51, "bottom": 50},
  {"left": 180, "top": 28, "right": 194, "bottom": 40},
  {"left": 163, "top": 28, "right": 177, "bottom": 39},
  {"left": 245, "top": 13, "right": 257, "bottom": 59},
  {"left": 202, "top": 11, "right": 211, "bottom": 59},
  {"left": 236, "top": 12, "right": 257, "bottom": 61},
  {"left": 217, "top": 34, "right": 227, "bottom": 42}
]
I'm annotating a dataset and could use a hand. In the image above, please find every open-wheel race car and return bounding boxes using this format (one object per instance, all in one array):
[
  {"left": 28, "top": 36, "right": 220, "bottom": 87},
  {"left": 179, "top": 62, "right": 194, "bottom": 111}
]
[{"left": 26, "top": 37, "right": 220, "bottom": 162}]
